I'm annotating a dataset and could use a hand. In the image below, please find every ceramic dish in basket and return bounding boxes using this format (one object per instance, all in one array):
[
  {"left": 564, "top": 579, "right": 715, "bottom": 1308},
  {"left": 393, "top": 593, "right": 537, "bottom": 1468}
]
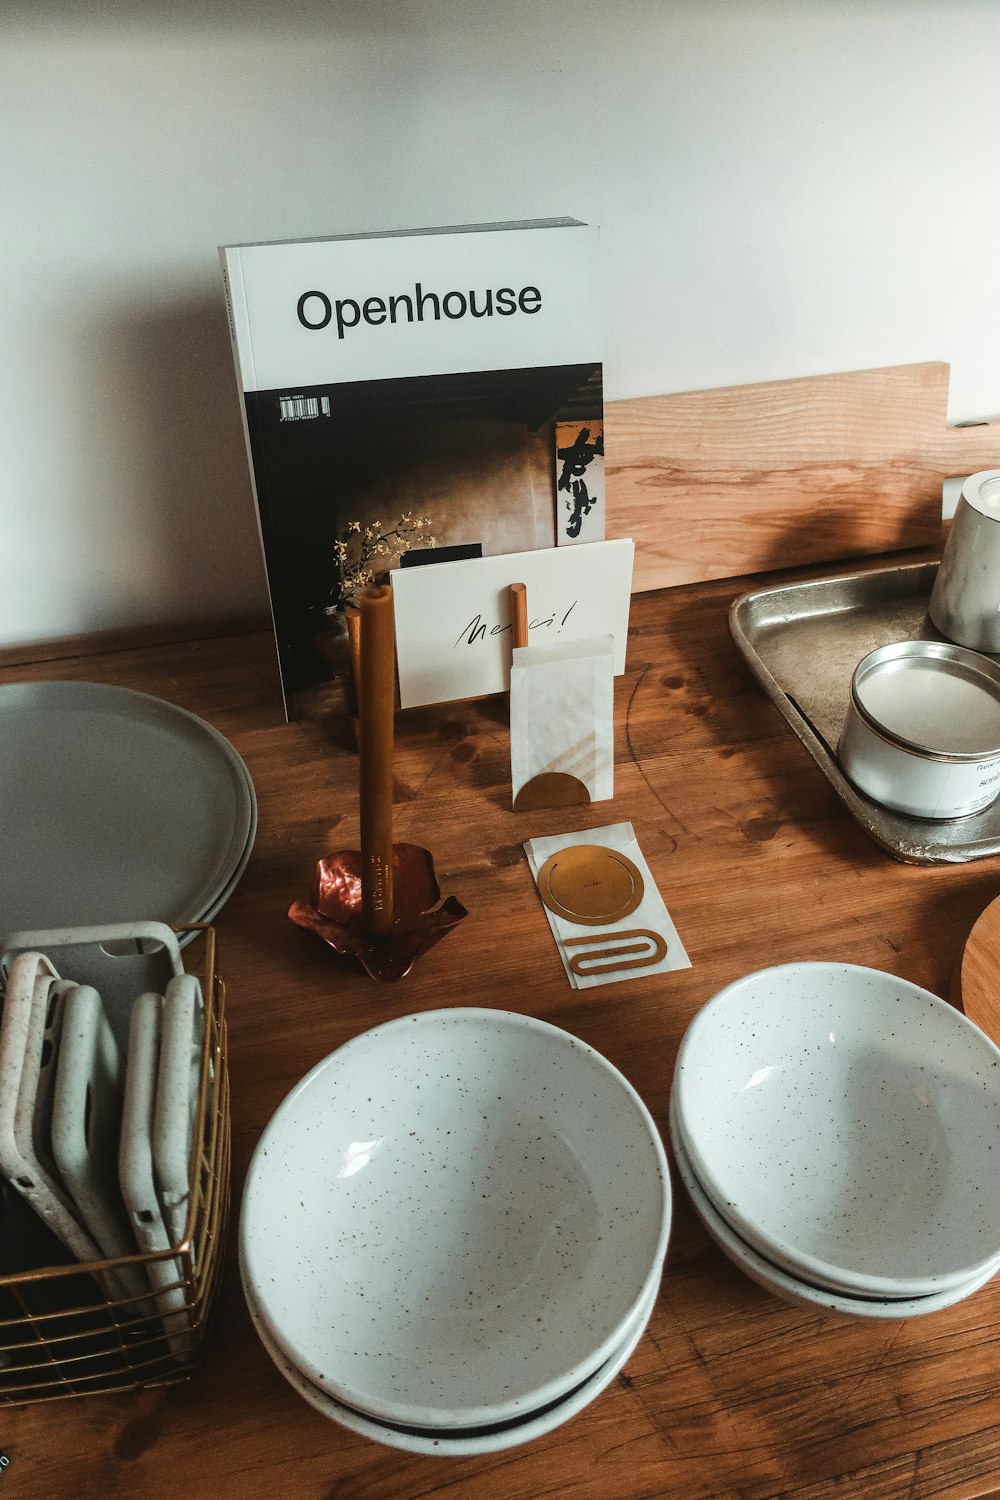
[
  {"left": 673, "top": 962, "right": 1000, "bottom": 1300},
  {"left": 243, "top": 1261, "right": 658, "bottom": 1456},
  {"left": 668, "top": 1096, "right": 999, "bottom": 1320},
  {"left": 240, "top": 1008, "right": 670, "bottom": 1430}
]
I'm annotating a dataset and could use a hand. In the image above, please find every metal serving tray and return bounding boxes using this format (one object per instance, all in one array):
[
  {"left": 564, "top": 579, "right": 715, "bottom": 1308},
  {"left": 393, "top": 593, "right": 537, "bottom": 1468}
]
[{"left": 730, "top": 560, "right": 1000, "bottom": 865}]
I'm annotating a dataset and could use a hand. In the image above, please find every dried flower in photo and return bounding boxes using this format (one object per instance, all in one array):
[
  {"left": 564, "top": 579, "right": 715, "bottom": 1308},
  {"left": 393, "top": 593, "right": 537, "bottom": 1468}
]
[{"left": 329, "top": 513, "right": 437, "bottom": 612}]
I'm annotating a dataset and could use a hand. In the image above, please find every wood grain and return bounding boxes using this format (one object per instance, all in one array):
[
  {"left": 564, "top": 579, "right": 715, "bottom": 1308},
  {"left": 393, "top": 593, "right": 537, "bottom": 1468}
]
[
  {"left": 605, "top": 361, "right": 1000, "bottom": 592},
  {"left": 4, "top": 363, "right": 998, "bottom": 681},
  {"left": 952, "top": 892, "right": 1000, "bottom": 1039},
  {"left": 6, "top": 556, "right": 1000, "bottom": 1498}
]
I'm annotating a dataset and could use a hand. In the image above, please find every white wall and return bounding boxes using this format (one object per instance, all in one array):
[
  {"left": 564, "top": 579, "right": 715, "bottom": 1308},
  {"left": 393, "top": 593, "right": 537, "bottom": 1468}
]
[{"left": 3, "top": 1, "right": 998, "bottom": 646}]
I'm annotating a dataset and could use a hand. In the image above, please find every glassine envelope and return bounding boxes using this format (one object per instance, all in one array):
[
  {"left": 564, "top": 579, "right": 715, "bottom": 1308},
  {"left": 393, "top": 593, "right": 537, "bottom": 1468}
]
[{"left": 510, "top": 636, "right": 614, "bottom": 808}]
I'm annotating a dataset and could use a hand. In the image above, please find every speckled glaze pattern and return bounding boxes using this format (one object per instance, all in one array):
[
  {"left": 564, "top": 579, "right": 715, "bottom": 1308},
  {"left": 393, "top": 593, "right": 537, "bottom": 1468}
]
[
  {"left": 242, "top": 1256, "right": 658, "bottom": 1456},
  {"left": 240, "top": 1007, "right": 670, "bottom": 1430},
  {"left": 152, "top": 973, "right": 203, "bottom": 1247},
  {"left": 50, "top": 984, "right": 149, "bottom": 1304},
  {"left": 668, "top": 1095, "right": 999, "bottom": 1320},
  {"left": 0, "top": 952, "right": 104, "bottom": 1268},
  {"left": 673, "top": 962, "right": 1000, "bottom": 1299}
]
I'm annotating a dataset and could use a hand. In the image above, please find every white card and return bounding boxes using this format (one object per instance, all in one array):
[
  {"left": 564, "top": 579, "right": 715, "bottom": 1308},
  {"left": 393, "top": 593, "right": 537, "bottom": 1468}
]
[{"left": 390, "top": 538, "right": 634, "bottom": 709}]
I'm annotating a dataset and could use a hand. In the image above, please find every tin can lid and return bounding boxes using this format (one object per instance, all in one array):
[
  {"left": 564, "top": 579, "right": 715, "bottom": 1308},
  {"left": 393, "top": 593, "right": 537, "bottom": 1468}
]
[
  {"left": 963, "top": 469, "right": 1000, "bottom": 521},
  {"left": 852, "top": 641, "right": 1000, "bottom": 759}
]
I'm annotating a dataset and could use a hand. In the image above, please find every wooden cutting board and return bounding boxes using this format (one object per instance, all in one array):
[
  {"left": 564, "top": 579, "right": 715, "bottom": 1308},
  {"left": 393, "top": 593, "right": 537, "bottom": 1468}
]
[
  {"left": 950, "top": 891, "right": 1000, "bottom": 1043},
  {"left": 605, "top": 360, "right": 1000, "bottom": 593}
]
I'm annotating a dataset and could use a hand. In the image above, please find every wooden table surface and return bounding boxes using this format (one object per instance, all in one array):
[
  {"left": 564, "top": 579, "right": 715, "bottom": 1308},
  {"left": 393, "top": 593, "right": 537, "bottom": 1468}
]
[{"left": 6, "top": 559, "right": 1000, "bottom": 1500}]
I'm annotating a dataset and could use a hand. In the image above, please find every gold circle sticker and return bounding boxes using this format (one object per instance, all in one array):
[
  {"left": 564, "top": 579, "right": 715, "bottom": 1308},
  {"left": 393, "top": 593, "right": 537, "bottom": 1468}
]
[{"left": 536, "top": 845, "right": 645, "bottom": 926}]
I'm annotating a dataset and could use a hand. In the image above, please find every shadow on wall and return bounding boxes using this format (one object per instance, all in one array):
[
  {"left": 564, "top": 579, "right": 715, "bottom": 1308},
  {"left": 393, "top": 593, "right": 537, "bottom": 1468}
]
[
  {"left": 5, "top": 0, "right": 416, "bottom": 27},
  {"left": 74, "top": 287, "right": 267, "bottom": 631}
]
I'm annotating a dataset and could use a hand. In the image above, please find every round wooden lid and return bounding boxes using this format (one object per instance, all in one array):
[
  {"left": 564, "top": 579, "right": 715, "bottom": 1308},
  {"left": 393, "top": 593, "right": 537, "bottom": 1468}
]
[{"left": 954, "top": 892, "right": 1000, "bottom": 1046}]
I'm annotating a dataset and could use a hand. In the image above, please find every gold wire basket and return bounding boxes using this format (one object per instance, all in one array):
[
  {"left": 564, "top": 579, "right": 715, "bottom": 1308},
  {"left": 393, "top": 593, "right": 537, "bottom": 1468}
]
[{"left": 0, "top": 924, "right": 229, "bottom": 1404}]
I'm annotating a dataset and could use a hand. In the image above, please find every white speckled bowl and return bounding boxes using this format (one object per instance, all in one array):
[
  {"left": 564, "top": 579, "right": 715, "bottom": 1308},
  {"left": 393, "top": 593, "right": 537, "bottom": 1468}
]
[
  {"left": 240, "top": 1008, "right": 670, "bottom": 1430},
  {"left": 668, "top": 1095, "right": 999, "bottom": 1320},
  {"left": 242, "top": 1255, "right": 658, "bottom": 1455},
  {"left": 673, "top": 963, "right": 1000, "bottom": 1300},
  {"left": 670, "top": 1100, "right": 999, "bottom": 1302}
]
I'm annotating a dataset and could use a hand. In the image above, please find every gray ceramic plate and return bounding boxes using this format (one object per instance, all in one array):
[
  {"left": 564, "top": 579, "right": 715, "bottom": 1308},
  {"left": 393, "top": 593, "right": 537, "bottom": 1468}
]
[{"left": 0, "top": 680, "right": 256, "bottom": 933}]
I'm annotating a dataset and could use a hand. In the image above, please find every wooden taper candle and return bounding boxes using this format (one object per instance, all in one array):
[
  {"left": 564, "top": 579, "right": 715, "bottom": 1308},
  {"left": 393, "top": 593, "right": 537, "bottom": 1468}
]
[
  {"left": 359, "top": 583, "right": 395, "bottom": 938},
  {"left": 510, "top": 582, "right": 529, "bottom": 650}
]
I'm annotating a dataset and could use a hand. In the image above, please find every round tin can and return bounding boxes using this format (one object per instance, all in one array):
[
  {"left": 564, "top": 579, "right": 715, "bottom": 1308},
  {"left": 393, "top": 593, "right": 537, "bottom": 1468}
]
[
  {"left": 838, "top": 640, "right": 1000, "bottom": 820},
  {"left": 929, "top": 470, "right": 1000, "bottom": 652}
]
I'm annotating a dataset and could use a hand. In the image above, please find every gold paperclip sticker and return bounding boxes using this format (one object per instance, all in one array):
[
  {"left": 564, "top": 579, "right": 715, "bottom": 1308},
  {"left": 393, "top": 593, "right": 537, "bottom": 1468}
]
[{"left": 565, "top": 928, "right": 668, "bottom": 976}]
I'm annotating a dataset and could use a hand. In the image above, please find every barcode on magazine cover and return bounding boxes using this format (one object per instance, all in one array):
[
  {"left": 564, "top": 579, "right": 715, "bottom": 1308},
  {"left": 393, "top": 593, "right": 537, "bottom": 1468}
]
[{"left": 279, "top": 394, "right": 331, "bottom": 421}]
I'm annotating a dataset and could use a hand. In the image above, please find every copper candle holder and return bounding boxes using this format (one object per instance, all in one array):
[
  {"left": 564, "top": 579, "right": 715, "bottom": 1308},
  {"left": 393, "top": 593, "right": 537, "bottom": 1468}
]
[{"left": 288, "top": 843, "right": 467, "bottom": 983}]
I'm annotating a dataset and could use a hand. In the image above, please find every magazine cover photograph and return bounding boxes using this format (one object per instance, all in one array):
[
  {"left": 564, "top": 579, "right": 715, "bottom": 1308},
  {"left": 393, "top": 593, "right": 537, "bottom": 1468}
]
[{"left": 245, "top": 360, "right": 604, "bottom": 717}]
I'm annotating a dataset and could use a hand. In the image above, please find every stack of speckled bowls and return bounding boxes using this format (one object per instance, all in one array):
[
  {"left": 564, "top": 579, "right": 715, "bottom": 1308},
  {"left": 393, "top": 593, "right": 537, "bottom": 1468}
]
[
  {"left": 671, "top": 961, "right": 1000, "bottom": 1319},
  {"left": 240, "top": 1007, "right": 671, "bottom": 1455}
]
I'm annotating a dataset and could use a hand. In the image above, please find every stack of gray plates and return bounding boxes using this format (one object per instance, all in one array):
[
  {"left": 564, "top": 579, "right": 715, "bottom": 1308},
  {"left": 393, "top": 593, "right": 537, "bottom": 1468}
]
[{"left": 0, "top": 681, "right": 256, "bottom": 939}]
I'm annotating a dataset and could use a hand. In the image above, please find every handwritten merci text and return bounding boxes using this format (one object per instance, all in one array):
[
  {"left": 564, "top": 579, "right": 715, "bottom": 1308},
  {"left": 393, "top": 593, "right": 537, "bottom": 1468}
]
[{"left": 453, "top": 601, "right": 577, "bottom": 650}]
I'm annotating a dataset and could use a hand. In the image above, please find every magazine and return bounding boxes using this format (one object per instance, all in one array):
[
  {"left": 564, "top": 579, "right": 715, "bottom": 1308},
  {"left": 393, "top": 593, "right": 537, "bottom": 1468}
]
[{"left": 220, "top": 219, "right": 602, "bottom": 718}]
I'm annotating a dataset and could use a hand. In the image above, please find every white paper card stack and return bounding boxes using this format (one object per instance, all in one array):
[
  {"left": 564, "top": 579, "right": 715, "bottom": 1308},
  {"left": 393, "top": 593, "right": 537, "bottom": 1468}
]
[{"left": 524, "top": 822, "right": 692, "bottom": 990}]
